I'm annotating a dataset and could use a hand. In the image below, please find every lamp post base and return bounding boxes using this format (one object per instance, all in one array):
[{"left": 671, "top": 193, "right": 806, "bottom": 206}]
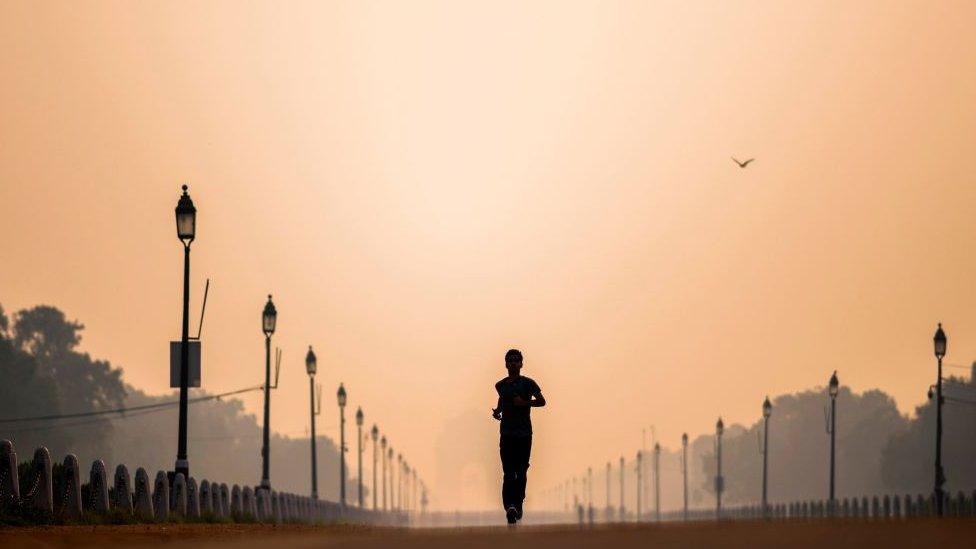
[{"left": 174, "top": 459, "right": 189, "bottom": 479}]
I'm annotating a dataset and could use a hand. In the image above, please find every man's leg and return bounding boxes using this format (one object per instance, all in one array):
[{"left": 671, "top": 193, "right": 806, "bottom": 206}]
[
  {"left": 514, "top": 437, "right": 532, "bottom": 517},
  {"left": 500, "top": 436, "right": 514, "bottom": 510},
  {"left": 500, "top": 436, "right": 520, "bottom": 524}
]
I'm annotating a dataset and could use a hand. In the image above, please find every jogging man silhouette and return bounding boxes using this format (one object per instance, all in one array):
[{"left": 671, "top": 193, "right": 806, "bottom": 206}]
[{"left": 492, "top": 348, "right": 546, "bottom": 524}]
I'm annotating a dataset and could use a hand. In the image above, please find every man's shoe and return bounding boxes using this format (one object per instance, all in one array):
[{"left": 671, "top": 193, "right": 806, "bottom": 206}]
[
  {"left": 506, "top": 505, "right": 518, "bottom": 525},
  {"left": 515, "top": 505, "right": 523, "bottom": 521}
]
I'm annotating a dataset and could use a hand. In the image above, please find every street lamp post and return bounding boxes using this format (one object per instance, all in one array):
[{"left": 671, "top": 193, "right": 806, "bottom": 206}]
[
  {"left": 715, "top": 417, "right": 724, "bottom": 521},
  {"left": 406, "top": 464, "right": 412, "bottom": 513},
  {"left": 174, "top": 185, "right": 196, "bottom": 480},
  {"left": 933, "top": 323, "right": 947, "bottom": 516},
  {"left": 381, "top": 437, "right": 388, "bottom": 511},
  {"left": 654, "top": 443, "right": 660, "bottom": 522},
  {"left": 681, "top": 433, "right": 688, "bottom": 521},
  {"left": 573, "top": 476, "right": 578, "bottom": 514},
  {"left": 762, "top": 397, "right": 772, "bottom": 518},
  {"left": 371, "top": 425, "right": 379, "bottom": 510},
  {"left": 404, "top": 463, "right": 410, "bottom": 513},
  {"left": 260, "top": 295, "right": 277, "bottom": 492},
  {"left": 619, "top": 456, "right": 625, "bottom": 518},
  {"left": 356, "top": 407, "right": 364, "bottom": 507},
  {"left": 566, "top": 479, "right": 570, "bottom": 512},
  {"left": 636, "top": 451, "right": 642, "bottom": 521},
  {"left": 605, "top": 461, "right": 611, "bottom": 518},
  {"left": 421, "top": 484, "right": 428, "bottom": 516},
  {"left": 388, "top": 447, "right": 394, "bottom": 511},
  {"left": 306, "top": 346, "right": 320, "bottom": 499},
  {"left": 587, "top": 466, "right": 593, "bottom": 520},
  {"left": 827, "top": 372, "right": 838, "bottom": 513},
  {"left": 396, "top": 453, "right": 403, "bottom": 511},
  {"left": 337, "top": 384, "right": 347, "bottom": 507}
]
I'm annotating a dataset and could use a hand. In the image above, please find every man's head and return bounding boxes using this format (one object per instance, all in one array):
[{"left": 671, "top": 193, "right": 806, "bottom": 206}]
[{"left": 505, "top": 348, "right": 523, "bottom": 376}]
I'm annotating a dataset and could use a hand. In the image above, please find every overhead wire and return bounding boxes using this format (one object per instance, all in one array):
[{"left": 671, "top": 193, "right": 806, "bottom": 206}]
[{"left": 0, "top": 384, "right": 263, "bottom": 424}]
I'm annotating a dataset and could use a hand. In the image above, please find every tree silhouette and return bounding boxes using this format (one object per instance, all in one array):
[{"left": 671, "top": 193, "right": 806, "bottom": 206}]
[
  {"left": 2, "top": 304, "right": 125, "bottom": 460},
  {"left": 698, "top": 387, "right": 907, "bottom": 504},
  {"left": 881, "top": 371, "right": 976, "bottom": 495}
]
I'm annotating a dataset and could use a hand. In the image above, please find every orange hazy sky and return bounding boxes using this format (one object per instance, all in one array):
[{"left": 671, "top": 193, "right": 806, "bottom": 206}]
[{"left": 2, "top": 1, "right": 976, "bottom": 510}]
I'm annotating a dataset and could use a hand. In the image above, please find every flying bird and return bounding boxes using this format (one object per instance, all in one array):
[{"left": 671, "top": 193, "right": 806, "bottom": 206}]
[{"left": 732, "top": 157, "right": 755, "bottom": 168}]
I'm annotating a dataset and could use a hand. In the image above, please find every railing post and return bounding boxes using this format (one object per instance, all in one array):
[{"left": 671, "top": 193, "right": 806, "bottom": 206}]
[
  {"left": 199, "top": 480, "right": 212, "bottom": 515},
  {"left": 0, "top": 441, "right": 18, "bottom": 511},
  {"left": 242, "top": 486, "right": 255, "bottom": 520},
  {"left": 62, "top": 454, "right": 83, "bottom": 521},
  {"left": 114, "top": 464, "right": 133, "bottom": 513},
  {"left": 153, "top": 471, "right": 169, "bottom": 522},
  {"left": 231, "top": 485, "right": 242, "bottom": 518},
  {"left": 187, "top": 477, "right": 200, "bottom": 518},
  {"left": 172, "top": 473, "right": 188, "bottom": 517},
  {"left": 90, "top": 460, "right": 110, "bottom": 514},
  {"left": 134, "top": 468, "right": 153, "bottom": 520}
]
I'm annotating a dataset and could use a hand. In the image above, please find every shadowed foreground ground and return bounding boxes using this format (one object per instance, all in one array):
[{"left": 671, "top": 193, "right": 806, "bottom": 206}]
[{"left": 1, "top": 520, "right": 972, "bottom": 549}]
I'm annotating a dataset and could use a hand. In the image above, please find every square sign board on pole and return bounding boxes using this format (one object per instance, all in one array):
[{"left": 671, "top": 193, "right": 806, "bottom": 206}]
[{"left": 170, "top": 340, "right": 201, "bottom": 388}]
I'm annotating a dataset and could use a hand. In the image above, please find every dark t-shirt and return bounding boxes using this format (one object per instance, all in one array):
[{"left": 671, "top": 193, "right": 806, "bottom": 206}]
[{"left": 495, "top": 376, "right": 542, "bottom": 438}]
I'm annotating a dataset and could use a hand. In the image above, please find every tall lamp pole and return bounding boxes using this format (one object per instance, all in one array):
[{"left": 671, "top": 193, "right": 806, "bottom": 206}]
[
  {"left": 337, "top": 384, "right": 347, "bottom": 507},
  {"left": 371, "top": 425, "right": 379, "bottom": 510},
  {"left": 605, "top": 461, "right": 611, "bottom": 517},
  {"left": 406, "top": 462, "right": 412, "bottom": 513},
  {"left": 174, "top": 185, "right": 196, "bottom": 480},
  {"left": 397, "top": 453, "right": 403, "bottom": 511},
  {"left": 405, "top": 464, "right": 411, "bottom": 512},
  {"left": 403, "top": 463, "right": 409, "bottom": 512},
  {"left": 381, "top": 437, "right": 388, "bottom": 511},
  {"left": 933, "top": 323, "right": 947, "bottom": 516},
  {"left": 388, "top": 447, "right": 395, "bottom": 511},
  {"left": 260, "top": 295, "right": 277, "bottom": 491},
  {"left": 421, "top": 483, "right": 428, "bottom": 516},
  {"left": 681, "top": 433, "right": 688, "bottom": 521},
  {"left": 827, "top": 372, "right": 838, "bottom": 513},
  {"left": 654, "top": 443, "right": 661, "bottom": 522},
  {"left": 356, "top": 407, "right": 364, "bottom": 507},
  {"left": 588, "top": 466, "right": 593, "bottom": 517},
  {"left": 306, "top": 346, "right": 320, "bottom": 499},
  {"left": 715, "top": 417, "right": 724, "bottom": 521},
  {"left": 619, "top": 456, "right": 625, "bottom": 518},
  {"left": 566, "top": 479, "right": 570, "bottom": 512},
  {"left": 761, "top": 397, "right": 772, "bottom": 518},
  {"left": 573, "top": 476, "right": 578, "bottom": 513},
  {"left": 635, "top": 451, "right": 642, "bottom": 521}
]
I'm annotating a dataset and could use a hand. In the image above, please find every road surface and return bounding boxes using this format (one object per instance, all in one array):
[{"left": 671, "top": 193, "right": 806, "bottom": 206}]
[{"left": 1, "top": 519, "right": 972, "bottom": 549}]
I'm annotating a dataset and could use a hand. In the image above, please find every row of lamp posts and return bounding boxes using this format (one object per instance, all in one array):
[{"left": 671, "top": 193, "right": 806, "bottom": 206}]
[
  {"left": 301, "top": 291, "right": 423, "bottom": 511},
  {"left": 172, "top": 186, "right": 425, "bottom": 511},
  {"left": 176, "top": 185, "right": 948, "bottom": 518},
  {"left": 551, "top": 323, "right": 950, "bottom": 521}
]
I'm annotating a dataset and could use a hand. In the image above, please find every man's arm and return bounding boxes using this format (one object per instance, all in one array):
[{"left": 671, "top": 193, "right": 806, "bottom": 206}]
[
  {"left": 512, "top": 392, "right": 546, "bottom": 407},
  {"left": 492, "top": 396, "right": 503, "bottom": 420},
  {"left": 513, "top": 380, "right": 546, "bottom": 408}
]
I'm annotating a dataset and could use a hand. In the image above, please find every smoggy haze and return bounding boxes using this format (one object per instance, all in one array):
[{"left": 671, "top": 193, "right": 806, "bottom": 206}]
[{"left": 2, "top": 1, "right": 976, "bottom": 510}]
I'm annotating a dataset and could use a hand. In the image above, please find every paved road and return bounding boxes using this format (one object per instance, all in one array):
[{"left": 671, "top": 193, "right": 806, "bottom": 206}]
[{"left": 1, "top": 520, "right": 972, "bottom": 549}]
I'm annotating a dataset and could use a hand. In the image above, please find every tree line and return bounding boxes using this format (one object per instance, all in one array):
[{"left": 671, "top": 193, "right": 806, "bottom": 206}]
[{"left": 0, "top": 303, "right": 359, "bottom": 501}]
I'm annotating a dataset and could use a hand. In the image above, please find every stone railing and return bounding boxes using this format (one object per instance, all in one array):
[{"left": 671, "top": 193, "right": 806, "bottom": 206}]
[
  {"left": 550, "top": 492, "right": 976, "bottom": 527},
  {"left": 0, "top": 440, "right": 406, "bottom": 525},
  {"left": 658, "top": 492, "right": 976, "bottom": 521}
]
